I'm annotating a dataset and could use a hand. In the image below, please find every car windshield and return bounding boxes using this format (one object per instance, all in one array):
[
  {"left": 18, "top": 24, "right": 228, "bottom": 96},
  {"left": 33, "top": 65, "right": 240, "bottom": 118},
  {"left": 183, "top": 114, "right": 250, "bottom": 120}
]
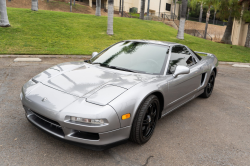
[{"left": 91, "top": 41, "right": 169, "bottom": 75}]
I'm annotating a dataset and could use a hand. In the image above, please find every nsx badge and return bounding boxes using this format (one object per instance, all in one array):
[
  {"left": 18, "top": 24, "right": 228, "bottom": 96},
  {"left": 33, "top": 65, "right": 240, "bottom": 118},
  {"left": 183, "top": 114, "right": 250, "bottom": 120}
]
[{"left": 42, "top": 97, "right": 47, "bottom": 102}]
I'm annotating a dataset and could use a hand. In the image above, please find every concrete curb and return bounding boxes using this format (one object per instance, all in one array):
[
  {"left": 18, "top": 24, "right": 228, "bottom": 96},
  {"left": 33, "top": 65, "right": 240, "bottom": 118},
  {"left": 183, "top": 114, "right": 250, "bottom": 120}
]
[
  {"left": 0, "top": 55, "right": 249, "bottom": 66},
  {"left": 0, "top": 55, "right": 90, "bottom": 59},
  {"left": 219, "top": 61, "right": 250, "bottom": 66}
]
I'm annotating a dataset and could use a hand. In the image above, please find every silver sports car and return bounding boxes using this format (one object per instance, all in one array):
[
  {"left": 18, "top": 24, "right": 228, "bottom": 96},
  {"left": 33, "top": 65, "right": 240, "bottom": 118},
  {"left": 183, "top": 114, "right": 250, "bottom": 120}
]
[{"left": 21, "top": 40, "right": 218, "bottom": 150}]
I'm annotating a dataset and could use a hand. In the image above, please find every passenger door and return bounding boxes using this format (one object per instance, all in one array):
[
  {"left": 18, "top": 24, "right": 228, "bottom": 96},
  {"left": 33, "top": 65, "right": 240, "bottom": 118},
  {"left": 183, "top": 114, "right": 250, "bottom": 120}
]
[{"left": 163, "top": 45, "right": 203, "bottom": 114}]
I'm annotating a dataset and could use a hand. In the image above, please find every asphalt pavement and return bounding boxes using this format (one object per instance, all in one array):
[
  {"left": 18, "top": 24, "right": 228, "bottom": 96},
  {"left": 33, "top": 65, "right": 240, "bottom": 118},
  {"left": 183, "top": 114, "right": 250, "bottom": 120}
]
[{"left": 0, "top": 58, "right": 250, "bottom": 166}]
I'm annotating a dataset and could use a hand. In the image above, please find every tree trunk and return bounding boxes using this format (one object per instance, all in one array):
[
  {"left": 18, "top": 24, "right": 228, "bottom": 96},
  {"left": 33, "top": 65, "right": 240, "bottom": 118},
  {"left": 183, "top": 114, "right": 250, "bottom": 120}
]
[
  {"left": 173, "top": 0, "right": 177, "bottom": 21},
  {"left": 199, "top": 3, "right": 203, "bottom": 22},
  {"left": 177, "top": 0, "right": 188, "bottom": 39},
  {"left": 147, "top": 0, "right": 150, "bottom": 16},
  {"left": 70, "top": 0, "right": 72, "bottom": 12},
  {"left": 158, "top": 0, "right": 161, "bottom": 17},
  {"left": 74, "top": 0, "right": 75, "bottom": 6},
  {"left": 204, "top": 7, "right": 210, "bottom": 39},
  {"left": 121, "top": 0, "right": 124, "bottom": 17},
  {"left": 221, "top": 16, "right": 233, "bottom": 44},
  {"left": 179, "top": 3, "right": 182, "bottom": 20},
  {"left": 31, "top": 0, "right": 38, "bottom": 11},
  {"left": 0, "top": 0, "right": 10, "bottom": 27},
  {"left": 96, "top": 0, "right": 101, "bottom": 16},
  {"left": 119, "top": 0, "right": 121, "bottom": 13},
  {"left": 213, "top": 11, "right": 216, "bottom": 24},
  {"left": 107, "top": 0, "right": 114, "bottom": 35},
  {"left": 187, "top": 8, "right": 189, "bottom": 20},
  {"left": 245, "top": 24, "right": 250, "bottom": 48},
  {"left": 140, "top": 0, "right": 145, "bottom": 20}
]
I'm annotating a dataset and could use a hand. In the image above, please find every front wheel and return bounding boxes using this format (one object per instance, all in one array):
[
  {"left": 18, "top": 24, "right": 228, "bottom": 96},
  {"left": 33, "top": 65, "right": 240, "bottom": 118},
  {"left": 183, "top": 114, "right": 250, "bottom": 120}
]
[
  {"left": 200, "top": 71, "right": 216, "bottom": 98},
  {"left": 130, "top": 95, "right": 160, "bottom": 144}
]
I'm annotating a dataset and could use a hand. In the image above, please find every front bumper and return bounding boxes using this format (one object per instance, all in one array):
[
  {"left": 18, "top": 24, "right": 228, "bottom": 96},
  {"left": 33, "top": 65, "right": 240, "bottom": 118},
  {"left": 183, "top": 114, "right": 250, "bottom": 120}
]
[{"left": 24, "top": 107, "right": 130, "bottom": 150}]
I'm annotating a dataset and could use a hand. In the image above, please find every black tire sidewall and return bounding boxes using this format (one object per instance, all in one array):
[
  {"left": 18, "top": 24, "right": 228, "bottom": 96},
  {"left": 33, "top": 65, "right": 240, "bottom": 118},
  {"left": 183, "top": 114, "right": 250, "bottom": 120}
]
[
  {"left": 203, "top": 71, "right": 216, "bottom": 98},
  {"left": 130, "top": 95, "right": 160, "bottom": 144}
]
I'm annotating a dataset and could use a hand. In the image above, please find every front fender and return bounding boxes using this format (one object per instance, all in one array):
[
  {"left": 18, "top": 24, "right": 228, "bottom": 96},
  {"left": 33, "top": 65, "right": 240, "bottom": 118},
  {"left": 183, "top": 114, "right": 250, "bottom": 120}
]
[{"left": 109, "top": 77, "right": 168, "bottom": 128}]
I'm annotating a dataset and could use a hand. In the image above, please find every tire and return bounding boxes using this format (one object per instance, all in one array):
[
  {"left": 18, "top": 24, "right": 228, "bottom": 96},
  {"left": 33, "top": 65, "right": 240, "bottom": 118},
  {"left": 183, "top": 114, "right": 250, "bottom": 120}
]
[
  {"left": 200, "top": 71, "right": 216, "bottom": 98},
  {"left": 130, "top": 95, "right": 160, "bottom": 144}
]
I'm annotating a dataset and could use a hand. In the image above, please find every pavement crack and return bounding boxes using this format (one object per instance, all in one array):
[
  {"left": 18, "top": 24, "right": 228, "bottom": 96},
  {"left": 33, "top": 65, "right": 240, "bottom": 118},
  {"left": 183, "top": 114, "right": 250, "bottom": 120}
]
[
  {"left": 0, "top": 62, "right": 13, "bottom": 89},
  {"left": 142, "top": 156, "right": 153, "bottom": 166},
  {"left": 105, "top": 149, "right": 141, "bottom": 166}
]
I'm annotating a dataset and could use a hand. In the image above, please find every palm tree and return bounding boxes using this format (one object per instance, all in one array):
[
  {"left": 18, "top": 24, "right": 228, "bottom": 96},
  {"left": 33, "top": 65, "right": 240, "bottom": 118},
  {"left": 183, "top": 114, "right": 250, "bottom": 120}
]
[
  {"left": 203, "top": 0, "right": 214, "bottom": 39},
  {"left": 31, "top": 0, "right": 38, "bottom": 11},
  {"left": 212, "top": 0, "right": 221, "bottom": 24},
  {"left": 96, "top": 0, "right": 101, "bottom": 16},
  {"left": 190, "top": 0, "right": 205, "bottom": 22},
  {"left": 242, "top": 4, "right": 250, "bottom": 48},
  {"left": 107, "top": 0, "right": 114, "bottom": 35},
  {"left": 176, "top": 0, "right": 188, "bottom": 39},
  {"left": 147, "top": 0, "right": 151, "bottom": 16},
  {"left": 70, "top": 0, "right": 72, "bottom": 12},
  {"left": 0, "top": 0, "right": 10, "bottom": 27},
  {"left": 219, "top": 0, "right": 241, "bottom": 44},
  {"left": 140, "top": 0, "right": 146, "bottom": 20}
]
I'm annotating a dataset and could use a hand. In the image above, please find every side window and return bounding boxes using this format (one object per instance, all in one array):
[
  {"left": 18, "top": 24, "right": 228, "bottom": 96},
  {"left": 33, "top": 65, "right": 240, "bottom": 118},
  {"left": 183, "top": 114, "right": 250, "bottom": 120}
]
[{"left": 168, "top": 46, "right": 196, "bottom": 74}]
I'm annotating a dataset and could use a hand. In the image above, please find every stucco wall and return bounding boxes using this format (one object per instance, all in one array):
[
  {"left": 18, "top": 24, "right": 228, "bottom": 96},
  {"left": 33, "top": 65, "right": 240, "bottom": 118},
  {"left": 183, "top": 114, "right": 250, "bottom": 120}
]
[{"left": 184, "top": 20, "right": 226, "bottom": 41}]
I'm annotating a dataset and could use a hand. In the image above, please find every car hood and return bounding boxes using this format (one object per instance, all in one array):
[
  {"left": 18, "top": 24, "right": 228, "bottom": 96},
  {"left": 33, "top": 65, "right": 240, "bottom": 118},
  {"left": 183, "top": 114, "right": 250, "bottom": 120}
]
[{"left": 33, "top": 62, "right": 153, "bottom": 97}]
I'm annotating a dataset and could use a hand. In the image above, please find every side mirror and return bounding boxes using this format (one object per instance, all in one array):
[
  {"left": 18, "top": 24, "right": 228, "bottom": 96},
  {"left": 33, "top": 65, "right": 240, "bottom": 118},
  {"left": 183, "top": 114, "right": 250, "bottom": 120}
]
[
  {"left": 173, "top": 66, "right": 190, "bottom": 78},
  {"left": 92, "top": 52, "right": 98, "bottom": 58}
]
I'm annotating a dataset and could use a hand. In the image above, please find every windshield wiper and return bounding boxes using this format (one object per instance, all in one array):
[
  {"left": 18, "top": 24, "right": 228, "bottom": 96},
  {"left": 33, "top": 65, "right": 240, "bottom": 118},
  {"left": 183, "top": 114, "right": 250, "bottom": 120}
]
[
  {"left": 92, "top": 63, "right": 137, "bottom": 73},
  {"left": 91, "top": 62, "right": 108, "bottom": 66},
  {"left": 108, "top": 66, "right": 136, "bottom": 73}
]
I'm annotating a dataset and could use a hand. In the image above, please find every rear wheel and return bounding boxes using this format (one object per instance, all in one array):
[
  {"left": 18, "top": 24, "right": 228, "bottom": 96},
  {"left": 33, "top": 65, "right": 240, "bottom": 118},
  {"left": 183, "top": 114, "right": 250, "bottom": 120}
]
[
  {"left": 130, "top": 95, "right": 160, "bottom": 144},
  {"left": 200, "top": 71, "right": 215, "bottom": 98}
]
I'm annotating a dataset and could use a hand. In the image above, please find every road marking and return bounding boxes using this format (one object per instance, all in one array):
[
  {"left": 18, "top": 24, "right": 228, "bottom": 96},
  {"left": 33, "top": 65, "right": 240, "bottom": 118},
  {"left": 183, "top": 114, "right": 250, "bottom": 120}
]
[
  {"left": 232, "top": 64, "right": 250, "bottom": 68},
  {"left": 14, "top": 58, "right": 42, "bottom": 62}
]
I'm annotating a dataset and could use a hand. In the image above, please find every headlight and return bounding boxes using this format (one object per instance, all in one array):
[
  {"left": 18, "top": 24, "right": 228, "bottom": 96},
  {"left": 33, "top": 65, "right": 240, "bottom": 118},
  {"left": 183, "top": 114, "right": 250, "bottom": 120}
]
[{"left": 70, "top": 116, "right": 108, "bottom": 125}]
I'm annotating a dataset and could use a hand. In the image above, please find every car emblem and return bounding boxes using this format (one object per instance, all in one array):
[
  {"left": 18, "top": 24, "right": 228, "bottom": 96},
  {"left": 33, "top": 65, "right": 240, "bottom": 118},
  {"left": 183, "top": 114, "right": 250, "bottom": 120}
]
[{"left": 42, "top": 97, "right": 47, "bottom": 102}]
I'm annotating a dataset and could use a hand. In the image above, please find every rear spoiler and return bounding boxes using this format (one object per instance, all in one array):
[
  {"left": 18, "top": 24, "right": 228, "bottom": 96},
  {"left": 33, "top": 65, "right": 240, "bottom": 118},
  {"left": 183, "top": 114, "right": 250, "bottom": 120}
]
[{"left": 194, "top": 51, "right": 214, "bottom": 57}]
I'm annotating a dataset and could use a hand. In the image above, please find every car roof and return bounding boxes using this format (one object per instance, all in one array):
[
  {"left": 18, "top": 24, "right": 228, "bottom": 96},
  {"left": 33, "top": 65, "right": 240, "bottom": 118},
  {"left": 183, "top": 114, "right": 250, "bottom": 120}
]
[{"left": 123, "top": 40, "right": 180, "bottom": 46}]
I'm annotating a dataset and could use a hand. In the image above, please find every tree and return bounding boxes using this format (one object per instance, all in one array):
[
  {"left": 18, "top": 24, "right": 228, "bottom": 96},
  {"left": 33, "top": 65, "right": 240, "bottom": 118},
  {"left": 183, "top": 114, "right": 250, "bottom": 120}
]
[
  {"left": 70, "top": 0, "right": 72, "bottom": 12},
  {"left": 96, "top": 0, "right": 101, "bottom": 16},
  {"left": 31, "top": 0, "right": 38, "bottom": 11},
  {"left": 0, "top": 0, "right": 10, "bottom": 27},
  {"left": 212, "top": 0, "right": 220, "bottom": 24},
  {"left": 242, "top": 2, "right": 250, "bottom": 48},
  {"left": 140, "top": 0, "right": 146, "bottom": 20},
  {"left": 190, "top": 0, "right": 206, "bottom": 22},
  {"left": 177, "top": 0, "right": 188, "bottom": 39},
  {"left": 107, "top": 0, "right": 114, "bottom": 35},
  {"left": 203, "top": 0, "right": 215, "bottom": 39},
  {"left": 147, "top": 0, "right": 151, "bottom": 16},
  {"left": 219, "top": 0, "right": 241, "bottom": 44}
]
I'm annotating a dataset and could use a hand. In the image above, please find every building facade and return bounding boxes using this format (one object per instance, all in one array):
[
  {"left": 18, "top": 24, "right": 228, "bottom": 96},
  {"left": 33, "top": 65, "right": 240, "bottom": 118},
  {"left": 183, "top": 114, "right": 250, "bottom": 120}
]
[{"left": 88, "top": 0, "right": 179, "bottom": 17}]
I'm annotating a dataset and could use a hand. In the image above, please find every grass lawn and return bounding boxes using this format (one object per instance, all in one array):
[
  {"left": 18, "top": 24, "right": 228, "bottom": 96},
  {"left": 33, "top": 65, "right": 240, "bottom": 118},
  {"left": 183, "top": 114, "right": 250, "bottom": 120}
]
[
  {"left": 1, "top": 7, "right": 250, "bottom": 62},
  {"left": 129, "top": 13, "right": 140, "bottom": 18}
]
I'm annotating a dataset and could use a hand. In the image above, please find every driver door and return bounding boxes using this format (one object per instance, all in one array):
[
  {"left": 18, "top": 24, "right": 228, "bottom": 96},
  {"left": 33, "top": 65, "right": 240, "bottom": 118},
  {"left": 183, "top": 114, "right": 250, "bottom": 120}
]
[{"left": 164, "top": 45, "right": 202, "bottom": 114}]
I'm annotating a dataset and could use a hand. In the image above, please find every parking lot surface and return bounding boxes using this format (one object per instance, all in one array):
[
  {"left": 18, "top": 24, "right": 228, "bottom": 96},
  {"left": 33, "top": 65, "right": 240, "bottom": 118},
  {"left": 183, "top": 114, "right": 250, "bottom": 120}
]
[{"left": 0, "top": 58, "right": 250, "bottom": 166}]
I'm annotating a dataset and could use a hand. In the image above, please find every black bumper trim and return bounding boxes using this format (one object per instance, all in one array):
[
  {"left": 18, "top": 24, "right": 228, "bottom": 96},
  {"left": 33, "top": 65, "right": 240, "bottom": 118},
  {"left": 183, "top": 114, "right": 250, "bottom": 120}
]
[{"left": 26, "top": 117, "right": 128, "bottom": 151}]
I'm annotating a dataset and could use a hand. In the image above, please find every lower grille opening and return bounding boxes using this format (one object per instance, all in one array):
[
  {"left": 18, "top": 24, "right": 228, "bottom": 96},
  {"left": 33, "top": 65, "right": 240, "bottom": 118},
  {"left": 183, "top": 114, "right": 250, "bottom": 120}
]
[
  {"left": 26, "top": 109, "right": 64, "bottom": 137},
  {"left": 71, "top": 131, "right": 99, "bottom": 140}
]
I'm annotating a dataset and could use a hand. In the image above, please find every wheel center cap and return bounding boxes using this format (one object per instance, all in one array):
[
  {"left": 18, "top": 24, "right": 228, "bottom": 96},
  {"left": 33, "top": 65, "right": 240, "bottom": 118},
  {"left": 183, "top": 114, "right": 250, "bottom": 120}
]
[{"left": 147, "top": 115, "right": 151, "bottom": 123}]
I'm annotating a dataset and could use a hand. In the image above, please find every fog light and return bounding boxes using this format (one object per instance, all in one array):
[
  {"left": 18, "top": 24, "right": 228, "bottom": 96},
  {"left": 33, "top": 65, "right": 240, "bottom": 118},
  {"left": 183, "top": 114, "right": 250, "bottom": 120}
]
[
  {"left": 122, "top": 114, "right": 130, "bottom": 120},
  {"left": 70, "top": 116, "right": 108, "bottom": 125}
]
